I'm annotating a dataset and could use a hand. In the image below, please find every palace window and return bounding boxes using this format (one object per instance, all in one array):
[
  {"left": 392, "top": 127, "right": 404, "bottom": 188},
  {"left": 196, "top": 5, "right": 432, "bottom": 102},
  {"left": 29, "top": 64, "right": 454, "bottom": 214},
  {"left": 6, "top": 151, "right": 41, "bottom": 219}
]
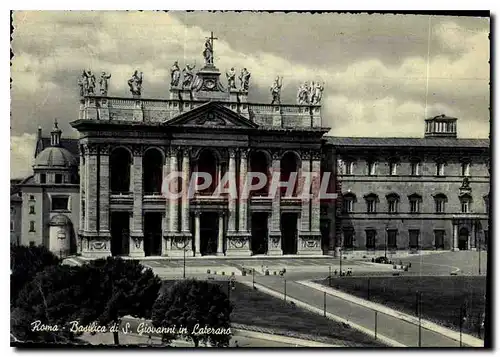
[
  {"left": 410, "top": 161, "right": 421, "bottom": 176},
  {"left": 434, "top": 193, "right": 447, "bottom": 213},
  {"left": 386, "top": 193, "right": 400, "bottom": 213},
  {"left": 51, "top": 196, "right": 69, "bottom": 211},
  {"left": 365, "top": 193, "right": 378, "bottom": 213},
  {"left": 460, "top": 194, "right": 472, "bottom": 213},
  {"left": 387, "top": 229, "right": 398, "bottom": 249},
  {"left": 40, "top": 173, "right": 46, "bottom": 184},
  {"left": 29, "top": 221, "right": 36, "bottom": 232},
  {"left": 342, "top": 193, "right": 356, "bottom": 213},
  {"left": 484, "top": 195, "right": 490, "bottom": 214},
  {"left": 461, "top": 162, "right": 471, "bottom": 177},
  {"left": 55, "top": 174, "right": 63, "bottom": 184},
  {"left": 436, "top": 162, "right": 445, "bottom": 176},
  {"left": 366, "top": 229, "right": 376, "bottom": 249},
  {"left": 10, "top": 220, "right": 14, "bottom": 232},
  {"left": 367, "top": 160, "right": 377, "bottom": 176},
  {"left": 408, "top": 194, "right": 422, "bottom": 213},
  {"left": 389, "top": 161, "right": 398, "bottom": 176},
  {"left": 29, "top": 205, "right": 35, "bottom": 214},
  {"left": 434, "top": 230, "right": 445, "bottom": 249},
  {"left": 343, "top": 160, "right": 354, "bottom": 175},
  {"left": 343, "top": 228, "right": 354, "bottom": 249},
  {"left": 409, "top": 229, "right": 420, "bottom": 249}
]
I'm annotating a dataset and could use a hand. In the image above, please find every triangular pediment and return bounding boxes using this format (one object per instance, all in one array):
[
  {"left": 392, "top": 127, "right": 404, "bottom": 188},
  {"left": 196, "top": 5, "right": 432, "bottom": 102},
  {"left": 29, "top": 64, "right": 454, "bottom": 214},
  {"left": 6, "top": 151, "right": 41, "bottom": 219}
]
[{"left": 164, "top": 101, "right": 259, "bottom": 128}]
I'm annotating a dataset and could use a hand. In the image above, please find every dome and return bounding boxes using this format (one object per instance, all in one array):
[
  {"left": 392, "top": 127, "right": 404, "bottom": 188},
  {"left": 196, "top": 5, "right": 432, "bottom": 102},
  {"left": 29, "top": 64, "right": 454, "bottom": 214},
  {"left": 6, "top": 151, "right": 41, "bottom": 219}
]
[
  {"left": 34, "top": 147, "right": 77, "bottom": 168},
  {"left": 49, "top": 214, "right": 71, "bottom": 226}
]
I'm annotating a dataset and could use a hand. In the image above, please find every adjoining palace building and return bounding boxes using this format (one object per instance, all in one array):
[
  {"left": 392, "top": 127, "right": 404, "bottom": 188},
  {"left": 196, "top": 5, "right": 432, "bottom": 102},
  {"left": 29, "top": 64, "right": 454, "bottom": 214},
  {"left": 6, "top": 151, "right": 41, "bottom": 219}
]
[{"left": 12, "top": 35, "right": 490, "bottom": 258}]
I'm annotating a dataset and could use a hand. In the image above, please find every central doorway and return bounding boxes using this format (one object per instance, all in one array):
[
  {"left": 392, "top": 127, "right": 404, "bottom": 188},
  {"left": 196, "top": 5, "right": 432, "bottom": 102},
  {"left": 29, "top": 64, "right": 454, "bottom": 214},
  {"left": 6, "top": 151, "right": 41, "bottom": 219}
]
[
  {"left": 251, "top": 212, "right": 268, "bottom": 255},
  {"left": 281, "top": 213, "right": 298, "bottom": 255},
  {"left": 111, "top": 211, "right": 130, "bottom": 256},
  {"left": 458, "top": 227, "right": 469, "bottom": 250},
  {"left": 200, "top": 212, "right": 218, "bottom": 255},
  {"left": 144, "top": 212, "right": 162, "bottom": 256}
]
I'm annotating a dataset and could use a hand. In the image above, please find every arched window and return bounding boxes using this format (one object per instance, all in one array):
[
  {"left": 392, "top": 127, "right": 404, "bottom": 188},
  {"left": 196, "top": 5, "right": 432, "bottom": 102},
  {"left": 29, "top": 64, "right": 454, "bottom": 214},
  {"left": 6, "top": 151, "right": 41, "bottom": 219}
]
[
  {"left": 434, "top": 193, "right": 447, "bottom": 213},
  {"left": 364, "top": 193, "right": 378, "bottom": 213},
  {"left": 110, "top": 148, "right": 132, "bottom": 193},
  {"left": 435, "top": 161, "right": 446, "bottom": 176},
  {"left": 280, "top": 152, "right": 300, "bottom": 197},
  {"left": 386, "top": 193, "right": 400, "bottom": 213},
  {"left": 342, "top": 192, "right": 356, "bottom": 213},
  {"left": 367, "top": 159, "right": 377, "bottom": 176},
  {"left": 249, "top": 151, "right": 270, "bottom": 196},
  {"left": 143, "top": 148, "right": 164, "bottom": 194},
  {"left": 197, "top": 149, "right": 218, "bottom": 195},
  {"left": 408, "top": 193, "right": 422, "bottom": 213}
]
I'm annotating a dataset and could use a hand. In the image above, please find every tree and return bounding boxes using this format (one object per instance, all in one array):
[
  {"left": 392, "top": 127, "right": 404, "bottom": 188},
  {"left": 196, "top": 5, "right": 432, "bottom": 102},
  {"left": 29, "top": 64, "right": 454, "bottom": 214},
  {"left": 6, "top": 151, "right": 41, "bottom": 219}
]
[
  {"left": 87, "top": 257, "right": 162, "bottom": 345},
  {"left": 11, "top": 244, "right": 60, "bottom": 306},
  {"left": 11, "top": 264, "right": 101, "bottom": 343},
  {"left": 152, "top": 279, "right": 232, "bottom": 347}
]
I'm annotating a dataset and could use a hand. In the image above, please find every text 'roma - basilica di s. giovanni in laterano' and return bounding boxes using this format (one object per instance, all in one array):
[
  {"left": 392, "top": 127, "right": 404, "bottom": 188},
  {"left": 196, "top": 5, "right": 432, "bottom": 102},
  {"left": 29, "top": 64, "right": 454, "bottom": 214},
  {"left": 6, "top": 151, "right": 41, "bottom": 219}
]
[{"left": 11, "top": 33, "right": 490, "bottom": 259}]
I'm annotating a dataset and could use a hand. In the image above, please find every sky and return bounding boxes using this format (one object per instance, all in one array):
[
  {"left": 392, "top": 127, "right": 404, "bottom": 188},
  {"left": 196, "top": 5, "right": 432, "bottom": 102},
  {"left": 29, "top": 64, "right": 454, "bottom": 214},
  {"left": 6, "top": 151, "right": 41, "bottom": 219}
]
[{"left": 10, "top": 11, "right": 490, "bottom": 179}]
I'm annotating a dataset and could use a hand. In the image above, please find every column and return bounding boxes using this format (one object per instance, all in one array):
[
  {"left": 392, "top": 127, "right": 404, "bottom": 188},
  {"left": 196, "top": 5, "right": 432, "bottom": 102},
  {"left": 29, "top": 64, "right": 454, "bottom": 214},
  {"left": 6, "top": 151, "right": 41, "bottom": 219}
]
[
  {"left": 268, "top": 151, "right": 282, "bottom": 255},
  {"left": 169, "top": 147, "right": 179, "bottom": 233},
  {"left": 217, "top": 212, "right": 224, "bottom": 255},
  {"left": 300, "top": 152, "right": 311, "bottom": 233},
  {"left": 194, "top": 210, "right": 201, "bottom": 256},
  {"left": 87, "top": 145, "right": 98, "bottom": 233},
  {"left": 453, "top": 223, "right": 459, "bottom": 251},
  {"left": 98, "top": 145, "right": 110, "bottom": 237},
  {"left": 162, "top": 147, "right": 171, "bottom": 256},
  {"left": 239, "top": 149, "right": 249, "bottom": 233},
  {"left": 181, "top": 148, "right": 190, "bottom": 233},
  {"left": 227, "top": 149, "right": 237, "bottom": 234},
  {"left": 130, "top": 145, "right": 144, "bottom": 257},
  {"left": 79, "top": 146, "right": 85, "bottom": 232},
  {"left": 311, "top": 154, "right": 322, "bottom": 233},
  {"left": 470, "top": 222, "right": 475, "bottom": 250}
]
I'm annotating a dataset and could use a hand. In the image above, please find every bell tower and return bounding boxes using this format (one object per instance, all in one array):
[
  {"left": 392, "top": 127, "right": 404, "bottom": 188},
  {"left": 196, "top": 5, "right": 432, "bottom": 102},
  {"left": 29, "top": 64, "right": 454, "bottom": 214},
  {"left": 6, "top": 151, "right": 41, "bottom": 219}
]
[{"left": 425, "top": 114, "right": 458, "bottom": 138}]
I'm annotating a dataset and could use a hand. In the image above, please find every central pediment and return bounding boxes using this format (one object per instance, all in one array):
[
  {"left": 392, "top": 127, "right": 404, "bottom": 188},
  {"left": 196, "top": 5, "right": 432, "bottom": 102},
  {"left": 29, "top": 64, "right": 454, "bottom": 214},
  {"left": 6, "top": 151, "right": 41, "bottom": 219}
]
[{"left": 164, "top": 101, "right": 259, "bottom": 129}]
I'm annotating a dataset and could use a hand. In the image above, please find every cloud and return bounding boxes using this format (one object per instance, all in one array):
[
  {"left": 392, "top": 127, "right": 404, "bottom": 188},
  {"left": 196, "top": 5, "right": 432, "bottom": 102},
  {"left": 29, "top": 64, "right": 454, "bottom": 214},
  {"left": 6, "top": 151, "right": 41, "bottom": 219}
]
[
  {"left": 10, "top": 12, "right": 490, "bottom": 179},
  {"left": 11, "top": 134, "right": 36, "bottom": 179}
]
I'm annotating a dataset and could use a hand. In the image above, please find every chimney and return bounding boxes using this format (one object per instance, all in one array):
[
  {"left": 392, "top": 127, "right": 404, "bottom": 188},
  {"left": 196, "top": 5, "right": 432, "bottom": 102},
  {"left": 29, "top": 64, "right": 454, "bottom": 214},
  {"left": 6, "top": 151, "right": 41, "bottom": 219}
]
[{"left": 37, "top": 126, "right": 42, "bottom": 140}]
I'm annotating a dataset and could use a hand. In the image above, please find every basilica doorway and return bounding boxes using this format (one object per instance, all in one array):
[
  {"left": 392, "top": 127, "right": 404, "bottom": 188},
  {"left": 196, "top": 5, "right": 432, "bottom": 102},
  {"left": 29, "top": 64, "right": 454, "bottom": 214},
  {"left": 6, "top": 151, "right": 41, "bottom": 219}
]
[
  {"left": 143, "top": 212, "right": 162, "bottom": 256},
  {"left": 110, "top": 211, "right": 130, "bottom": 256},
  {"left": 251, "top": 212, "right": 268, "bottom": 255},
  {"left": 458, "top": 227, "right": 469, "bottom": 250},
  {"left": 200, "top": 212, "right": 218, "bottom": 255},
  {"left": 281, "top": 212, "right": 298, "bottom": 255}
]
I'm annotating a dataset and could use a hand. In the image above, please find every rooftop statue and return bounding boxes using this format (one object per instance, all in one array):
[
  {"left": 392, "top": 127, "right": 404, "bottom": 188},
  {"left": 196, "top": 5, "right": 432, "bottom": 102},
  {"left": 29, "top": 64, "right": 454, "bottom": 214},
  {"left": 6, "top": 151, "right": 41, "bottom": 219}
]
[
  {"left": 239, "top": 68, "right": 251, "bottom": 92},
  {"left": 203, "top": 32, "right": 218, "bottom": 66},
  {"left": 99, "top": 71, "right": 112, "bottom": 96},
  {"left": 270, "top": 76, "right": 283, "bottom": 105},
  {"left": 226, "top": 67, "right": 237, "bottom": 90},
  {"left": 170, "top": 61, "right": 181, "bottom": 87},
  {"left": 312, "top": 81, "right": 324, "bottom": 104},
  {"left": 128, "top": 70, "right": 143, "bottom": 97},
  {"left": 86, "top": 70, "right": 96, "bottom": 95},
  {"left": 182, "top": 63, "right": 196, "bottom": 89},
  {"left": 78, "top": 70, "right": 96, "bottom": 96}
]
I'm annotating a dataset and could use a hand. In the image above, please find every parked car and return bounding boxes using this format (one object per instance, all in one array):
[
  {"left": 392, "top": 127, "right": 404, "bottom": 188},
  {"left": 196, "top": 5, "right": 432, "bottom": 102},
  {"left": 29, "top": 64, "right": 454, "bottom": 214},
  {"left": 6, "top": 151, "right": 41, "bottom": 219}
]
[{"left": 374, "top": 256, "right": 389, "bottom": 264}]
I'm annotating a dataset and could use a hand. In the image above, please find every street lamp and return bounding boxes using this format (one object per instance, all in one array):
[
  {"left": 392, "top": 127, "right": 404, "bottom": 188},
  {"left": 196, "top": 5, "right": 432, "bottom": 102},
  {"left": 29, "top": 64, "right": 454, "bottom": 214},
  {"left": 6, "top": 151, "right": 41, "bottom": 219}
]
[{"left": 183, "top": 239, "right": 190, "bottom": 279}]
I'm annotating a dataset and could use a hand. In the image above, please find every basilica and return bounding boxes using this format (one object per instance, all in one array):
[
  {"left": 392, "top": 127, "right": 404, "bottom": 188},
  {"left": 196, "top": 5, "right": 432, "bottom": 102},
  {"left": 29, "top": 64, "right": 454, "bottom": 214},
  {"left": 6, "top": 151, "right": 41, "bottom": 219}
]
[{"left": 11, "top": 35, "right": 490, "bottom": 258}]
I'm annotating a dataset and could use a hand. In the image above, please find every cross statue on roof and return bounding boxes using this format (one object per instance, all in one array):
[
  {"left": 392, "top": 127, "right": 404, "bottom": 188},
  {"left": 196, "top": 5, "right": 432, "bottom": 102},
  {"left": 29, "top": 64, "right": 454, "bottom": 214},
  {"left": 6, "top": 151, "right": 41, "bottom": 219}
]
[{"left": 203, "top": 31, "right": 218, "bottom": 66}]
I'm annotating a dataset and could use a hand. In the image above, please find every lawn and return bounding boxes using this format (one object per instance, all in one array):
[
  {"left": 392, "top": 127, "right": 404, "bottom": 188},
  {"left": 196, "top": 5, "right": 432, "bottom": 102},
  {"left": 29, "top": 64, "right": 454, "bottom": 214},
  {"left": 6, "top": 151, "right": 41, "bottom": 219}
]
[
  {"left": 158, "top": 279, "right": 383, "bottom": 347},
  {"left": 320, "top": 276, "right": 486, "bottom": 338}
]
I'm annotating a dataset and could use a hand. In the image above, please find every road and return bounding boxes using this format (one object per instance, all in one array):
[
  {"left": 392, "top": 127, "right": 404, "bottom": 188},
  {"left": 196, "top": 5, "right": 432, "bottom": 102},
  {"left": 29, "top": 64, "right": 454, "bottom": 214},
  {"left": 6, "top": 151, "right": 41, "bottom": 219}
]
[{"left": 249, "top": 274, "right": 465, "bottom": 347}]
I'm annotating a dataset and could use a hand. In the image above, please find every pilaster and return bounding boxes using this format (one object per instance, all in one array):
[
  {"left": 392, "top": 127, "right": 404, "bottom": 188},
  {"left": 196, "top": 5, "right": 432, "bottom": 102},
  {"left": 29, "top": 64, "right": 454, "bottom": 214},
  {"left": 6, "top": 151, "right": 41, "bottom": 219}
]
[
  {"left": 227, "top": 148, "right": 237, "bottom": 233},
  {"left": 162, "top": 147, "right": 171, "bottom": 256},
  {"left": 181, "top": 147, "right": 191, "bottom": 234},
  {"left": 98, "top": 145, "right": 110, "bottom": 238},
  {"left": 130, "top": 145, "right": 144, "bottom": 257},
  {"left": 268, "top": 151, "right": 283, "bottom": 255}
]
